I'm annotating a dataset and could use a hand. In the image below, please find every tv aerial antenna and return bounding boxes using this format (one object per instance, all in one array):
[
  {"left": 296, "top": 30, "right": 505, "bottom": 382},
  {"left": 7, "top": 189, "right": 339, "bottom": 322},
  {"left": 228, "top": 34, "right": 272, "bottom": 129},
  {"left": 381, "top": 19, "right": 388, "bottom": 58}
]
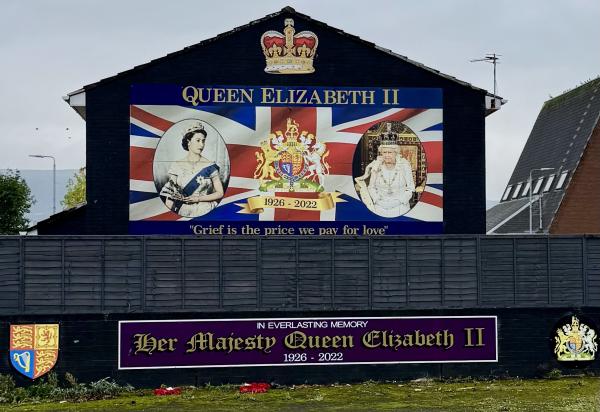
[{"left": 470, "top": 53, "right": 501, "bottom": 97}]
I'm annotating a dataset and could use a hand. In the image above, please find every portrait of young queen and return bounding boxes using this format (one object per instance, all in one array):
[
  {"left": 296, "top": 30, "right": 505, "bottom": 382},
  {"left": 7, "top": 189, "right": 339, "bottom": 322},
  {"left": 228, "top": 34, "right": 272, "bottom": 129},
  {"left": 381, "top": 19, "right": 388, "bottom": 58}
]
[
  {"left": 158, "top": 122, "right": 226, "bottom": 218},
  {"left": 355, "top": 124, "right": 417, "bottom": 218}
]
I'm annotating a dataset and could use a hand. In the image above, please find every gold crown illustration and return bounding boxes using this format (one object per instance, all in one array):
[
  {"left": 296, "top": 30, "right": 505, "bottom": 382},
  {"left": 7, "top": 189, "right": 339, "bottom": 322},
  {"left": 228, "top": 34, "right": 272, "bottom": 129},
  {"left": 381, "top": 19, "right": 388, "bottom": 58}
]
[
  {"left": 284, "top": 118, "right": 300, "bottom": 143},
  {"left": 260, "top": 19, "right": 318, "bottom": 74}
]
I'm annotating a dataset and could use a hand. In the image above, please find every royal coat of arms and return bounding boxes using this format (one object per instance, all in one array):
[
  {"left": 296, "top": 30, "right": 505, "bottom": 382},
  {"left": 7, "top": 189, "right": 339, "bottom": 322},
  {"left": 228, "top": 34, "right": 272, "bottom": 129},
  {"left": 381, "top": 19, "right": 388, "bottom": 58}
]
[
  {"left": 10, "top": 324, "right": 59, "bottom": 379},
  {"left": 254, "top": 117, "right": 329, "bottom": 192},
  {"left": 240, "top": 116, "right": 343, "bottom": 214},
  {"left": 554, "top": 316, "right": 597, "bottom": 361}
]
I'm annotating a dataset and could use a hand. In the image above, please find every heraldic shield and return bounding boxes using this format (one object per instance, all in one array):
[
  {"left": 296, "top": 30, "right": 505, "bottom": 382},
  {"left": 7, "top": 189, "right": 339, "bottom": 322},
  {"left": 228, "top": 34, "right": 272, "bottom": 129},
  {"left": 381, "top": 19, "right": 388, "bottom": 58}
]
[{"left": 10, "top": 324, "right": 59, "bottom": 379}]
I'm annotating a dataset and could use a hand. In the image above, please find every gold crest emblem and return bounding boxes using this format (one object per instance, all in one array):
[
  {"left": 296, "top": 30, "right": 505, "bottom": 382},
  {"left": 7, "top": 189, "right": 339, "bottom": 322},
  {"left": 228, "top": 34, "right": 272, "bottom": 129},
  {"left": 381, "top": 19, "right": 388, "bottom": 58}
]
[
  {"left": 238, "top": 117, "right": 343, "bottom": 214},
  {"left": 554, "top": 316, "right": 597, "bottom": 361},
  {"left": 254, "top": 117, "right": 329, "bottom": 192},
  {"left": 10, "top": 324, "right": 59, "bottom": 379},
  {"left": 260, "top": 19, "right": 318, "bottom": 74}
]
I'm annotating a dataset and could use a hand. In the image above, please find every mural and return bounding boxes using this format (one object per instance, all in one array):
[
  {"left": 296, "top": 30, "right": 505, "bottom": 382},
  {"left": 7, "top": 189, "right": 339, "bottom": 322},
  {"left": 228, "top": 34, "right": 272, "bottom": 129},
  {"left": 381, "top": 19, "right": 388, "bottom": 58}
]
[{"left": 129, "top": 85, "right": 443, "bottom": 235}]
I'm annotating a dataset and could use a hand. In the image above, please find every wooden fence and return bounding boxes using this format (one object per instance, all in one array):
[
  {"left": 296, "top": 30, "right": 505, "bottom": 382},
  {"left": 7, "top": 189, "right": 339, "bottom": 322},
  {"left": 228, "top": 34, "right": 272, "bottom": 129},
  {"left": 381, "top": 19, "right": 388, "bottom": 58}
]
[{"left": 1, "top": 235, "right": 599, "bottom": 314}]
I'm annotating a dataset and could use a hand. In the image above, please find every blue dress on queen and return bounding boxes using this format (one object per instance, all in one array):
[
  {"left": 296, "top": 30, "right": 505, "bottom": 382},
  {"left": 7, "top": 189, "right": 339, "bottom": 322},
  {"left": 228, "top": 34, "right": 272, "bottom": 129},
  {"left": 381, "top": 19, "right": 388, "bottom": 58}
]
[{"left": 160, "top": 160, "right": 220, "bottom": 217}]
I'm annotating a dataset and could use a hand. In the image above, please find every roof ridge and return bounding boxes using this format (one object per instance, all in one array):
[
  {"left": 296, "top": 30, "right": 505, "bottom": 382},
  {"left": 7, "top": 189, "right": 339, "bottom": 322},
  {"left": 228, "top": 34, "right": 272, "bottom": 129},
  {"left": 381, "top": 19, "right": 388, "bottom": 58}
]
[
  {"left": 68, "top": 7, "right": 492, "bottom": 96},
  {"left": 544, "top": 75, "right": 600, "bottom": 106},
  {"left": 74, "top": 8, "right": 290, "bottom": 91}
]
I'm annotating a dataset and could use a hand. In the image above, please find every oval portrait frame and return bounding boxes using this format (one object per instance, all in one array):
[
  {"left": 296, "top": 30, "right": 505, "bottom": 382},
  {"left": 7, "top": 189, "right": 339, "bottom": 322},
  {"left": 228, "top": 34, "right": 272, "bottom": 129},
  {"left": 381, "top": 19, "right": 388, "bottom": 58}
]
[
  {"left": 152, "top": 119, "right": 230, "bottom": 218},
  {"left": 352, "top": 120, "right": 427, "bottom": 218}
]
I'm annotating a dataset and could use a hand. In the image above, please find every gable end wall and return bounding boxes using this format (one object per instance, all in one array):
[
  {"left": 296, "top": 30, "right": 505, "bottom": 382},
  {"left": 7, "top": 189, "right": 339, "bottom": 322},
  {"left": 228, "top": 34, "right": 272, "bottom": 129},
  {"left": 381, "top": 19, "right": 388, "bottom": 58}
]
[
  {"left": 551, "top": 122, "right": 600, "bottom": 233},
  {"left": 82, "top": 12, "right": 486, "bottom": 234}
]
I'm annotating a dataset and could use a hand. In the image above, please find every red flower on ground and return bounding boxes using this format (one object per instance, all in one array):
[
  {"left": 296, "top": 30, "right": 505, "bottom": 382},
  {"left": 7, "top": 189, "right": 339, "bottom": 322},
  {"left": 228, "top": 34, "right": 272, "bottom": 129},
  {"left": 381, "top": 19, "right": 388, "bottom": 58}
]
[
  {"left": 239, "top": 382, "right": 271, "bottom": 393},
  {"left": 153, "top": 387, "right": 182, "bottom": 396}
]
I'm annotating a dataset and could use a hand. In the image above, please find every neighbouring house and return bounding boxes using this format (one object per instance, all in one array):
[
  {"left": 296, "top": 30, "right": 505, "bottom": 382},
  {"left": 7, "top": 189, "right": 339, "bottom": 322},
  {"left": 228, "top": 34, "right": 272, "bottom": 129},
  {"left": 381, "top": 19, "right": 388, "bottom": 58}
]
[{"left": 487, "top": 77, "right": 600, "bottom": 234}]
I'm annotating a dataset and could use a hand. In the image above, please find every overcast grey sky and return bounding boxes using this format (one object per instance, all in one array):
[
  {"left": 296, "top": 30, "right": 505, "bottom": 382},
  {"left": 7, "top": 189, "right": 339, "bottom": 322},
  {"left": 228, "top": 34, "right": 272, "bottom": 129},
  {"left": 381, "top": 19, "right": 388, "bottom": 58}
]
[{"left": 1, "top": 0, "right": 599, "bottom": 200}]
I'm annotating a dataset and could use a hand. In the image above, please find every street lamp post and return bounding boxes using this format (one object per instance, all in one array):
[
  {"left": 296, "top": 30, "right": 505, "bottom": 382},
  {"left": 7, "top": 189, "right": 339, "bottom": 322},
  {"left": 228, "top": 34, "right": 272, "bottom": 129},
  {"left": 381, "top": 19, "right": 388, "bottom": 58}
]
[
  {"left": 529, "top": 167, "right": 554, "bottom": 234},
  {"left": 29, "top": 155, "right": 56, "bottom": 214}
]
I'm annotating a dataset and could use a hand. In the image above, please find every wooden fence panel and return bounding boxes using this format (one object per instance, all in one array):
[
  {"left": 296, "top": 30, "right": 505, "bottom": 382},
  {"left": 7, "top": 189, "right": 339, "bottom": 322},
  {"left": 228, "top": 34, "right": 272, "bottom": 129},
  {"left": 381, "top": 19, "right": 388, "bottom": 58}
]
[
  {"left": 0, "top": 239, "right": 20, "bottom": 312},
  {"left": 407, "top": 239, "right": 442, "bottom": 307},
  {"left": 183, "top": 238, "right": 220, "bottom": 310},
  {"left": 298, "top": 239, "right": 333, "bottom": 310},
  {"left": 371, "top": 238, "right": 408, "bottom": 309},
  {"left": 549, "top": 237, "right": 584, "bottom": 305},
  {"left": 334, "top": 239, "right": 369, "bottom": 309},
  {"left": 480, "top": 238, "right": 515, "bottom": 305},
  {"left": 145, "top": 239, "right": 183, "bottom": 310},
  {"left": 443, "top": 238, "right": 478, "bottom": 307},
  {"left": 515, "top": 238, "right": 549, "bottom": 305},
  {"left": 23, "top": 239, "right": 62, "bottom": 312},
  {"left": 222, "top": 239, "right": 257, "bottom": 310},
  {"left": 260, "top": 239, "right": 297, "bottom": 309},
  {"left": 64, "top": 240, "right": 103, "bottom": 311},
  {"left": 586, "top": 237, "right": 600, "bottom": 305},
  {"left": 104, "top": 239, "right": 142, "bottom": 312}
]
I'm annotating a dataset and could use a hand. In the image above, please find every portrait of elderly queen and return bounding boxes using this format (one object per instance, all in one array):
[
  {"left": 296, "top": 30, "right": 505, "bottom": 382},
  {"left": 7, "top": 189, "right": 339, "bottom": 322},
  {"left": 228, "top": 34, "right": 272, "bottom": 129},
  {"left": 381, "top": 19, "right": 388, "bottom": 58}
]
[{"left": 355, "top": 122, "right": 426, "bottom": 218}]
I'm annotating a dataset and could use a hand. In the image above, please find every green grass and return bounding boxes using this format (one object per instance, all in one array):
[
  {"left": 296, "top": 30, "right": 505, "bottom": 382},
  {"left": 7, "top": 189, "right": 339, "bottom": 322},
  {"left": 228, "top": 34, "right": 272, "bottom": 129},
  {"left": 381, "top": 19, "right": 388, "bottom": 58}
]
[{"left": 3, "top": 377, "right": 600, "bottom": 411}]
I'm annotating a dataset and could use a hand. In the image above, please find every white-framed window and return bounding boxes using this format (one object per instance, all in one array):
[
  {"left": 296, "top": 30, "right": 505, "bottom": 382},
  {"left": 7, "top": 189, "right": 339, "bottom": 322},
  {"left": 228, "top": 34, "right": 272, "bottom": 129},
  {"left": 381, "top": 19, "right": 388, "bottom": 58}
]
[
  {"left": 512, "top": 183, "right": 523, "bottom": 199},
  {"left": 532, "top": 177, "right": 544, "bottom": 195},
  {"left": 502, "top": 186, "right": 513, "bottom": 201},
  {"left": 521, "top": 181, "right": 531, "bottom": 197},
  {"left": 556, "top": 171, "right": 569, "bottom": 189},
  {"left": 544, "top": 174, "right": 555, "bottom": 192}
]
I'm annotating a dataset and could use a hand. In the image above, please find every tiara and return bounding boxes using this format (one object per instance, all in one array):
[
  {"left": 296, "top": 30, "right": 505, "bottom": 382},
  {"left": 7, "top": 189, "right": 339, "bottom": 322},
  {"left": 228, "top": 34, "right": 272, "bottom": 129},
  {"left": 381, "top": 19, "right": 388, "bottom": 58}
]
[{"left": 184, "top": 122, "right": 205, "bottom": 134}]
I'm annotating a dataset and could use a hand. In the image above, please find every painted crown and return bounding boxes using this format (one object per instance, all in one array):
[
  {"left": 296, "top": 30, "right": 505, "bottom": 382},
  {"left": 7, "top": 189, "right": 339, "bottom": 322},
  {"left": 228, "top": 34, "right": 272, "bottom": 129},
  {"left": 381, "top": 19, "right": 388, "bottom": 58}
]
[
  {"left": 379, "top": 123, "right": 399, "bottom": 146},
  {"left": 260, "top": 19, "right": 318, "bottom": 74}
]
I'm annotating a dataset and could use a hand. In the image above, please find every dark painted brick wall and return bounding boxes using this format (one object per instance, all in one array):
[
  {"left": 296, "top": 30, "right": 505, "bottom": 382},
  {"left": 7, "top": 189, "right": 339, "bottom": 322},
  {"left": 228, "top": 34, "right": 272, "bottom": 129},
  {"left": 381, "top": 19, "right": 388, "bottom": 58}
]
[
  {"left": 76, "top": 11, "right": 487, "bottom": 235},
  {"left": 0, "top": 308, "right": 596, "bottom": 386}
]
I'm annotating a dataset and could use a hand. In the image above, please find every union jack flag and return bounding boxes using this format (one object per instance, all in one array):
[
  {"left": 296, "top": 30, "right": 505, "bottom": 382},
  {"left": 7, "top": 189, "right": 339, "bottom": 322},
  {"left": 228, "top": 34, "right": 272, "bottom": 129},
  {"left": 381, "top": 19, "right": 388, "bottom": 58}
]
[{"left": 129, "top": 86, "right": 443, "bottom": 234}]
